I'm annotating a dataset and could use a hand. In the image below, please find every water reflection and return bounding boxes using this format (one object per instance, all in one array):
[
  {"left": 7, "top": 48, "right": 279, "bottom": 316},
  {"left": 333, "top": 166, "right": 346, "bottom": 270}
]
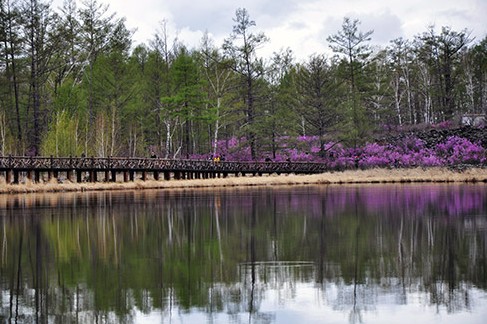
[{"left": 0, "top": 184, "right": 486, "bottom": 323}]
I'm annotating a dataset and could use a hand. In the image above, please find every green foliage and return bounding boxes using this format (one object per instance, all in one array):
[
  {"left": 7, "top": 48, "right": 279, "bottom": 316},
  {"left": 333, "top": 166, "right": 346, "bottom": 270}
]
[
  {"left": 41, "top": 110, "right": 82, "bottom": 156},
  {"left": 223, "top": 8, "right": 269, "bottom": 160},
  {"left": 52, "top": 78, "right": 85, "bottom": 115},
  {"left": 295, "top": 55, "right": 346, "bottom": 152},
  {"left": 0, "top": 1, "right": 485, "bottom": 157}
]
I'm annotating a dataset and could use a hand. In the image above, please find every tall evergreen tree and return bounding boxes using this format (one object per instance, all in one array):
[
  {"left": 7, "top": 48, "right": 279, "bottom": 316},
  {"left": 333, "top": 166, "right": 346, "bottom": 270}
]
[
  {"left": 327, "top": 17, "right": 374, "bottom": 146},
  {"left": 22, "top": 0, "right": 59, "bottom": 155},
  {"left": 416, "top": 26, "right": 473, "bottom": 121},
  {"left": 78, "top": 0, "right": 117, "bottom": 152},
  {"left": 223, "top": 8, "right": 268, "bottom": 160},
  {"left": 296, "top": 54, "right": 342, "bottom": 155},
  {"left": 260, "top": 48, "right": 298, "bottom": 159},
  {"left": 89, "top": 18, "right": 134, "bottom": 157},
  {"left": 169, "top": 47, "right": 206, "bottom": 158},
  {"left": 0, "top": 0, "right": 23, "bottom": 151},
  {"left": 466, "top": 36, "right": 487, "bottom": 115}
]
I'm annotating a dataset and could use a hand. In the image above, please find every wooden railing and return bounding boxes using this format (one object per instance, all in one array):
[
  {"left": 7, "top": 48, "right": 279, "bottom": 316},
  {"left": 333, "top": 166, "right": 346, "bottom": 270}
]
[
  {"left": 0, "top": 156, "right": 329, "bottom": 173},
  {"left": 0, "top": 156, "right": 330, "bottom": 184}
]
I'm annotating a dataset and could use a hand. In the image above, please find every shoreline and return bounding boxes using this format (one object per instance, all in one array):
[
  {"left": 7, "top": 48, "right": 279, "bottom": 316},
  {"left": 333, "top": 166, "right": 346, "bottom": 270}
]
[{"left": 0, "top": 167, "right": 486, "bottom": 194}]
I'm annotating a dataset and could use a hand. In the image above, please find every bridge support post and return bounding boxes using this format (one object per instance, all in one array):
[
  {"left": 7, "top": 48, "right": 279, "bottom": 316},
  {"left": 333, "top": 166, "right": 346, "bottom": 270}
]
[
  {"left": 111, "top": 170, "right": 117, "bottom": 182},
  {"left": 35, "top": 171, "right": 40, "bottom": 183},
  {"left": 129, "top": 171, "right": 135, "bottom": 182},
  {"left": 77, "top": 170, "right": 83, "bottom": 183},
  {"left": 13, "top": 170, "right": 19, "bottom": 184},
  {"left": 89, "top": 170, "right": 97, "bottom": 182},
  {"left": 142, "top": 171, "right": 147, "bottom": 181},
  {"left": 154, "top": 171, "right": 159, "bottom": 181},
  {"left": 164, "top": 172, "right": 171, "bottom": 180},
  {"left": 104, "top": 171, "right": 110, "bottom": 182},
  {"left": 123, "top": 171, "right": 129, "bottom": 182}
]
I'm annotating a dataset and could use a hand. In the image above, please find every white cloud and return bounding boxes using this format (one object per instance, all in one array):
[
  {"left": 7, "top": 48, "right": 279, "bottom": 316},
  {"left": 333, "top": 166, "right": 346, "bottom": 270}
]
[{"left": 52, "top": 0, "right": 487, "bottom": 61}]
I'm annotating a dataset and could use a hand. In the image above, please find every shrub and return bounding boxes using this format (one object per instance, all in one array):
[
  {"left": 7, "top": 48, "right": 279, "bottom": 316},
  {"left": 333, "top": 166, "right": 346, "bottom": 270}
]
[{"left": 436, "top": 136, "right": 486, "bottom": 165}]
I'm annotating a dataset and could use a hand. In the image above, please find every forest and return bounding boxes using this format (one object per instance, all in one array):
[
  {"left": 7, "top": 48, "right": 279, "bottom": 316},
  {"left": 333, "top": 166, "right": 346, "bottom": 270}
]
[{"left": 1, "top": 0, "right": 486, "bottom": 163}]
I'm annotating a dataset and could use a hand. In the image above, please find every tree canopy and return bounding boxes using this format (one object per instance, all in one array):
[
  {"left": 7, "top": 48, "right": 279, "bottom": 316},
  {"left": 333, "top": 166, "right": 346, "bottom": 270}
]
[{"left": 0, "top": 1, "right": 486, "bottom": 159}]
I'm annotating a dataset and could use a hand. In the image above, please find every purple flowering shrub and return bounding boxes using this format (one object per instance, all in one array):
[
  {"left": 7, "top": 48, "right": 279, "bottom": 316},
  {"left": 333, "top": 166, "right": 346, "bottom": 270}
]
[
  {"left": 191, "top": 132, "right": 486, "bottom": 168},
  {"left": 354, "top": 138, "right": 444, "bottom": 168},
  {"left": 436, "top": 136, "right": 486, "bottom": 165}
]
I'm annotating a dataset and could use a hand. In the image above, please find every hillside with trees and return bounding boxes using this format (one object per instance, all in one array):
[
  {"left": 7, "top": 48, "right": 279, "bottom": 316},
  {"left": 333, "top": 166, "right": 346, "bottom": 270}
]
[{"left": 1, "top": 1, "right": 486, "bottom": 165}]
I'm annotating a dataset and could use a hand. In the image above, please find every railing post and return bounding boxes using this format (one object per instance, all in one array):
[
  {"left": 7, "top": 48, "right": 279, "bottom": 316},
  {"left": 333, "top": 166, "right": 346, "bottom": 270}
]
[
  {"left": 164, "top": 172, "right": 171, "bottom": 180},
  {"left": 90, "top": 156, "right": 96, "bottom": 182},
  {"left": 6, "top": 155, "right": 12, "bottom": 184},
  {"left": 48, "top": 155, "right": 54, "bottom": 181},
  {"left": 105, "top": 156, "right": 110, "bottom": 182},
  {"left": 67, "top": 156, "right": 73, "bottom": 182}
]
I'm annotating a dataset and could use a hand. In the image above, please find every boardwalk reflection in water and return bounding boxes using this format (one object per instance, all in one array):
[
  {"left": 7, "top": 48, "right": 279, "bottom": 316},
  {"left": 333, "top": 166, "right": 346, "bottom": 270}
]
[{"left": 0, "top": 184, "right": 486, "bottom": 323}]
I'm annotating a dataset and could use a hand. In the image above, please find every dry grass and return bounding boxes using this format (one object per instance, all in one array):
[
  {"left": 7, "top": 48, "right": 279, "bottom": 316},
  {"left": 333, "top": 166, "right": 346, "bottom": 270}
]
[{"left": 0, "top": 167, "right": 486, "bottom": 194}]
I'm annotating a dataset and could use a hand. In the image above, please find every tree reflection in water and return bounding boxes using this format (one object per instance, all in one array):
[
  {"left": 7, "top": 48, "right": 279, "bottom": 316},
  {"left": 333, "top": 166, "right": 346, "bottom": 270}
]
[{"left": 0, "top": 184, "right": 486, "bottom": 323}]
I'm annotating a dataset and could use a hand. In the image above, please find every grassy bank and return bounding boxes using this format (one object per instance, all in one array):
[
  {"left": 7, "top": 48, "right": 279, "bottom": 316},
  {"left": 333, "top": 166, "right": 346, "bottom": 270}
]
[{"left": 0, "top": 167, "right": 486, "bottom": 194}]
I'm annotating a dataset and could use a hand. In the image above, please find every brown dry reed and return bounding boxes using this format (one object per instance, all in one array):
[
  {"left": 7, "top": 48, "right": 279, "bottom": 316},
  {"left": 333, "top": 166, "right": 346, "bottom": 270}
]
[{"left": 0, "top": 167, "right": 486, "bottom": 195}]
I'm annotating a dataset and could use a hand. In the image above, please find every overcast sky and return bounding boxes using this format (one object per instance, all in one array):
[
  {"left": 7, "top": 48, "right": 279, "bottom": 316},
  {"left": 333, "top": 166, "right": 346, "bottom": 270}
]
[{"left": 53, "top": 0, "right": 487, "bottom": 61}]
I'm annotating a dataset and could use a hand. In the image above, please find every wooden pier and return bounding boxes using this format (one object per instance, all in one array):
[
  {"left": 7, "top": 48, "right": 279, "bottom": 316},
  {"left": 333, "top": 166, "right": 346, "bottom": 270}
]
[{"left": 0, "top": 156, "right": 330, "bottom": 184}]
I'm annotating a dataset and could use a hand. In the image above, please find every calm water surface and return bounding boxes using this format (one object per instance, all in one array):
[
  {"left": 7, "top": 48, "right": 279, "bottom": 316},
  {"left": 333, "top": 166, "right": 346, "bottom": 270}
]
[{"left": 0, "top": 184, "right": 486, "bottom": 323}]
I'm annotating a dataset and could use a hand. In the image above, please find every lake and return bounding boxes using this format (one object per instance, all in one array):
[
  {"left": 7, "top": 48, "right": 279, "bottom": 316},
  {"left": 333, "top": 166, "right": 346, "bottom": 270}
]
[{"left": 0, "top": 184, "right": 486, "bottom": 323}]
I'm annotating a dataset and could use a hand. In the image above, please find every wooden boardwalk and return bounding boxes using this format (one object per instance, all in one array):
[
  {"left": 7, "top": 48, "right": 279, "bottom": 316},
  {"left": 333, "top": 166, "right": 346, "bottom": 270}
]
[{"left": 0, "top": 156, "right": 330, "bottom": 184}]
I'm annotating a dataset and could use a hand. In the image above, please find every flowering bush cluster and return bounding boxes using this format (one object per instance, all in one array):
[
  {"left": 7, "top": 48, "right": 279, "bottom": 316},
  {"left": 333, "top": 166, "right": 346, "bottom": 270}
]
[
  {"left": 436, "top": 136, "right": 486, "bottom": 165},
  {"left": 192, "top": 134, "right": 486, "bottom": 169}
]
